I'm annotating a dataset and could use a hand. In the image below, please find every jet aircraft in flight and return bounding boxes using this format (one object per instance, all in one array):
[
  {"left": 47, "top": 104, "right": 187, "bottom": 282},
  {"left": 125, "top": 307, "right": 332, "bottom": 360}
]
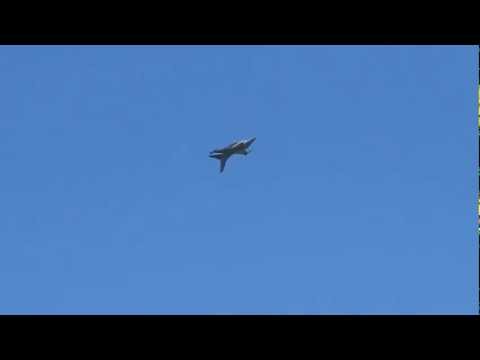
[{"left": 209, "top": 137, "right": 256, "bottom": 173}]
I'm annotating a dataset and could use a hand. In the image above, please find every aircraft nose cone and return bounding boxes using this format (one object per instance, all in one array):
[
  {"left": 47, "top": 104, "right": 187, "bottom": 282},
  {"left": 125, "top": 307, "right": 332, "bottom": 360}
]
[{"left": 248, "top": 137, "right": 256, "bottom": 145}]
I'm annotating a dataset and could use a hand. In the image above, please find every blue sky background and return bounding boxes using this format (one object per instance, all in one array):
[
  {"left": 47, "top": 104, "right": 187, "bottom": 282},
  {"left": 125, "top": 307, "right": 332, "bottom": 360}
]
[{"left": 0, "top": 45, "right": 477, "bottom": 314}]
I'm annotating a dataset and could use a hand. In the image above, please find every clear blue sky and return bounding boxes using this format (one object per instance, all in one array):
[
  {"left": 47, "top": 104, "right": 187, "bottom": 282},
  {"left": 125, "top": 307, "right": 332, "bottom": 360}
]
[{"left": 0, "top": 46, "right": 477, "bottom": 314}]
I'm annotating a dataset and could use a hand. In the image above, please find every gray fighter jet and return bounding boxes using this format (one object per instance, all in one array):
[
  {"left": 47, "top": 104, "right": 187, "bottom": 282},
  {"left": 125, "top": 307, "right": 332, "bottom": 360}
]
[{"left": 209, "top": 137, "right": 256, "bottom": 173}]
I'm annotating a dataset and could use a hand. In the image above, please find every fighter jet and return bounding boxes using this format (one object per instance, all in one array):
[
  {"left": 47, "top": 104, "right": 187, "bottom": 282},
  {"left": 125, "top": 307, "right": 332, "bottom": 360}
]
[{"left": 209, "top": 137, "right": 256, "bottom": 173}]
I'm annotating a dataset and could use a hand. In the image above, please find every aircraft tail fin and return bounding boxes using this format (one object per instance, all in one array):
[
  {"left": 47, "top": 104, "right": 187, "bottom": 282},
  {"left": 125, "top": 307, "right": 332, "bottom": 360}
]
[
  {"left": 220, "top": 158, "right": 227, "bottom": 173},
  {"left": 209, "top": 154, "right": 228, "bottom": 173}
]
